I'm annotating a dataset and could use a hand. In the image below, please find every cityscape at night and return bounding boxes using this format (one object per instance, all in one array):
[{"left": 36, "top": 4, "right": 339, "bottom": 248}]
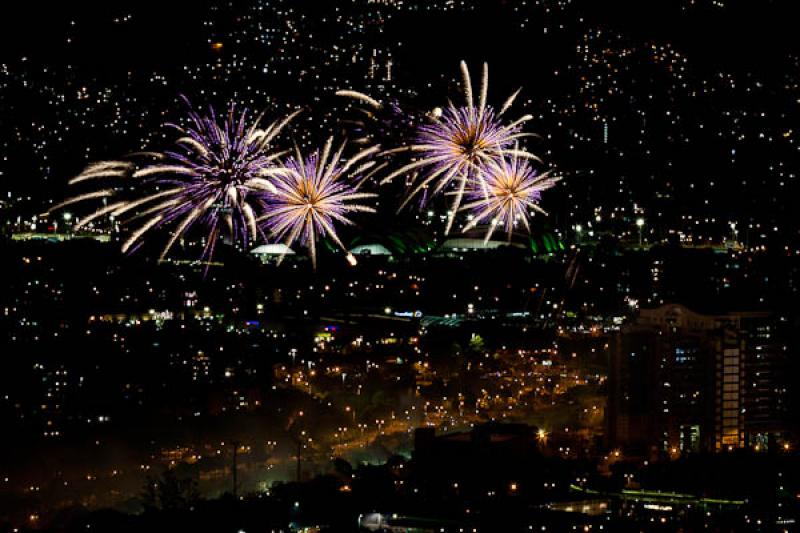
[{"left": 0, "top": 1, "right": 798, "bottom": 531}]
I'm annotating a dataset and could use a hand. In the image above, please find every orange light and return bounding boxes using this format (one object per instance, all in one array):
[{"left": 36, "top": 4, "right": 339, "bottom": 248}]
[{"left": 211, "top": 42, "right": 224, "bottom": 50}]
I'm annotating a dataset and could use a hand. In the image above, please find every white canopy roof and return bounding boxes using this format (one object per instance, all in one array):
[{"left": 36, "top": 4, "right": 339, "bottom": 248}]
[
  {"left": 251, "top": 243, "right": 296, "bottom": 255},
  {"left": 350, "top": 243, "right": 392, "bottom": 256}
]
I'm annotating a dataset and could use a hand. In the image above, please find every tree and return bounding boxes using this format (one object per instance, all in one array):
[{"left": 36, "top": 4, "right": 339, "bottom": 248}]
[
  {"left": 468, "top": 334, "right": 486, "bottom": 355},
  {"left": 140, "top": 469, "right": 199, "bottom": 512}
]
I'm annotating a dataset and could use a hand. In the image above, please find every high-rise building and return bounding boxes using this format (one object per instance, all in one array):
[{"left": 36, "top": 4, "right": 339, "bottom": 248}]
[{"left": 608, "top": 304, "right": 791, "bottom": 455}]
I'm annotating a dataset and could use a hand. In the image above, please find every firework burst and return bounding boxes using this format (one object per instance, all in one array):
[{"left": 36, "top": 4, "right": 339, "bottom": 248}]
[
  {"left": 46, "top": 99, "right": 299, "bottom": 261},
  {"left": 375, "top": 61, "right": 539, "bottom": 234},
  {"left": 258, "top": 138, "right": 378, "bottom": 269},
  {"left": 460, "top": 150, "right": 559, "bottom": 242}
]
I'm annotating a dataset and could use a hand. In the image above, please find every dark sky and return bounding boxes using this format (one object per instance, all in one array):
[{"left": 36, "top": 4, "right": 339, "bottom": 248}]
[
  {"left": 0, "top": 1, "right": 206, "bottom": 66},
  {"left": 0, "top": 0, "right": 796, "bottom": 71}
]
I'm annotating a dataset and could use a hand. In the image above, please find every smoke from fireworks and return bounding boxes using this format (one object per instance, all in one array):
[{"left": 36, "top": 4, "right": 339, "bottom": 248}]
[
  {"left": 335, "top": 90, "right": 421, "bottom": 149},
  {"left": 47, "top": 99, "right": 299, "bottom": 261},
  {"left": 258, "top": 138, "right": 378, "bottom": 269},
  {"left": 460, "top": 150, "right": 559, "bottom": 242},
  {"left": 334, "top": 90, "right": 424, "bottom": 193}
]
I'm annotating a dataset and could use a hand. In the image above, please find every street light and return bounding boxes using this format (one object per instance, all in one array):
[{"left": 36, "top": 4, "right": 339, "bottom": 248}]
[
  {"left": 635, "top": 218, "right": 645, "bottom": 246},
  {"left": 62, "top": 212, "right": 72, "bottom": 234}
]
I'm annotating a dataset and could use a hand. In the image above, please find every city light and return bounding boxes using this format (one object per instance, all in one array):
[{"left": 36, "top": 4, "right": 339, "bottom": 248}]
[{"left": 1, "top": 2, "right": 796, "bottom": 532}]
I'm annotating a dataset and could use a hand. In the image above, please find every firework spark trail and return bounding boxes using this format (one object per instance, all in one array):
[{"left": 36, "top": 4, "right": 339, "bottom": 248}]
[
  {"left": 48, "top": 99, "right": 299, "bottom": 261},
  {"left": 72, "top": 201, "right": 126, "bottom": 231},
  {"left": 459, "top": 150, "right": 559, "bottom": 242},
  {"left": 69, "top": 161, "right": 134, "bottom": 185},
  {"left": 110, "top": 188, "right": 184, "bottom": 217},
  {"left": 44, "top": 190, "right": 116, "bottom": 215},
  {"left": 258, "top": 139, "right": 377, "bottom": 269},
  {"left": 159, "top": 198, "right": 215, "bottom": 260},
  {"left": 122, "top": 214, "right": 164, "bottom": 254},
  {"left": 132, "top": 165, "right": 198, "bottom": 178},
  {"left": 335, "top": 90, "right": 383, "bottom": 110}
]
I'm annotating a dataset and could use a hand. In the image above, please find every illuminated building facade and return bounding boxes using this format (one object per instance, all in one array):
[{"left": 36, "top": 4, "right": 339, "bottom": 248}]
[{"left": 609, "top": 304, "right": 791, "bottom": 455}]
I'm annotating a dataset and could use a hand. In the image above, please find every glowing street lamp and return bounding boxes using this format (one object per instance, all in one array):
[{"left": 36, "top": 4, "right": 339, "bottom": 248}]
[
  {"left": 62, "top": 212, "right": 72, "bottom": 233},
  {"left": 636, "top": 218, "right": 645, "bottom": 246}
]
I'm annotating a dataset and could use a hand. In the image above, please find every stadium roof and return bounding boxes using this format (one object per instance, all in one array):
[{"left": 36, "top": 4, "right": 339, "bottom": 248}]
[{"left": 251, "top": 243, "right": 296, "bottom": 255}]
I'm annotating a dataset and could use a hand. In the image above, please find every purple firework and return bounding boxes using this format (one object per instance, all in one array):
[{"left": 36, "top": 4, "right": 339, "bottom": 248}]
[
  {"left": 47, "top": 99, "right": 299, "bottom": 260},
  {"left": 460, "top": 150, "right": 559, "bottom": 242},
  {"left": 377, "top": 61, "right": 539, "bottom": 234},
  {"left": 258, "top": 138, "right": 378, "bottom": 269}
]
